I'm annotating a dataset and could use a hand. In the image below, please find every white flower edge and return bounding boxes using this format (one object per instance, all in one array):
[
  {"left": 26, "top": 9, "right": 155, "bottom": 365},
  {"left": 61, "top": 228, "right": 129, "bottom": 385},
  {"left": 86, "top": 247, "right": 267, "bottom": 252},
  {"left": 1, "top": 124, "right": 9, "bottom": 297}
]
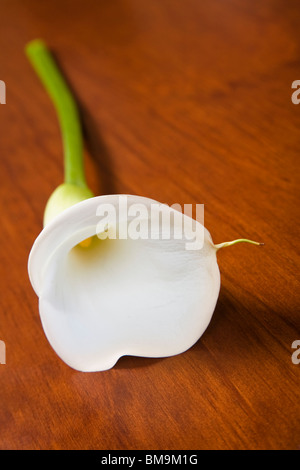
[{"left": 28, "top": 194, "right": 221, "bottom": 372}]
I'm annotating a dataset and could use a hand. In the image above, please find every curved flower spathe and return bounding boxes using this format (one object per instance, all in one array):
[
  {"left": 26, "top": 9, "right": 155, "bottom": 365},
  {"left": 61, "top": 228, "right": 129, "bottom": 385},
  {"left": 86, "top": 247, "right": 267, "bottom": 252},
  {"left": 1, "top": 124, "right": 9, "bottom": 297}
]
[{"left": 28, "top": 194, "right": 221, "bottom": 371}]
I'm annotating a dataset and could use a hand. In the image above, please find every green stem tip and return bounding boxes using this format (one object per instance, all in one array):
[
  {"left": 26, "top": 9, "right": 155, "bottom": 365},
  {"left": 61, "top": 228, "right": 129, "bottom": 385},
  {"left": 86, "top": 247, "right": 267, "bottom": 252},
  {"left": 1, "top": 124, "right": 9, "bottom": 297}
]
[
  {"left": 25, "top": 39, "right": 88, "bottom": 189},
  {"left": 26, "top": 39, "right": 94, "bottom": 226},
  {"left": 214, "top": 239, "right": 264, "bottom": 251}
]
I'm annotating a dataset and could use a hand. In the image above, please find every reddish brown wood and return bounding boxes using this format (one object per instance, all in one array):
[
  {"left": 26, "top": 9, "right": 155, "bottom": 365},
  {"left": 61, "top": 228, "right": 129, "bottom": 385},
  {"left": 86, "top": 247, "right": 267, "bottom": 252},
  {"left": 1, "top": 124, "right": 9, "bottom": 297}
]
[{"left": 0, "top": 0, "right": 299, "bottom": 450}]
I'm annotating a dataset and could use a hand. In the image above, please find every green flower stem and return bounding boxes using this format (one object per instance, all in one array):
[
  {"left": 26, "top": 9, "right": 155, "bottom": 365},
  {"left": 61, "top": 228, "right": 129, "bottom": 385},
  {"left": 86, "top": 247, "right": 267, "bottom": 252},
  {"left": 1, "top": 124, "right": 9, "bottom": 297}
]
[{"left": 26, "top": 39, "right": 87, "bottom": 188}]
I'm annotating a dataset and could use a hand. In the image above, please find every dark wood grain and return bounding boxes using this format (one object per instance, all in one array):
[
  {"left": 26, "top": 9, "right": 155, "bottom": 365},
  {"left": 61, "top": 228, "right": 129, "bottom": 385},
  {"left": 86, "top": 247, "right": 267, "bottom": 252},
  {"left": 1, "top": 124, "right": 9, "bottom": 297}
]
[{"left": 0, "top": 0, "right": 299, "bottom": 450}]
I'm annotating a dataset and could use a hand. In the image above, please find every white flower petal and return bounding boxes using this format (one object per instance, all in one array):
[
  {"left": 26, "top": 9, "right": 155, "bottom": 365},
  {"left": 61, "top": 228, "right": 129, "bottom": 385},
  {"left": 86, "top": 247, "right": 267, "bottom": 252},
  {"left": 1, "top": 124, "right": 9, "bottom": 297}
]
[{"left": 28, "top": 195, "right": 220, "bottom": 371}]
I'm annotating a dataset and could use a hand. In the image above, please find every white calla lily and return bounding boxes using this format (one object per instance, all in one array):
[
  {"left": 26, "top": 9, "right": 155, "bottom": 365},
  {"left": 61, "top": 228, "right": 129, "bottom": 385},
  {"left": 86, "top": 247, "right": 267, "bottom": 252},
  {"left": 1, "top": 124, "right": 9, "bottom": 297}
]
[
  {"left": 26, "top": 40, "right": 262, "bottom": 372},
  {"left": 29, "top": 194, "right": 221, "bottom": 371}
]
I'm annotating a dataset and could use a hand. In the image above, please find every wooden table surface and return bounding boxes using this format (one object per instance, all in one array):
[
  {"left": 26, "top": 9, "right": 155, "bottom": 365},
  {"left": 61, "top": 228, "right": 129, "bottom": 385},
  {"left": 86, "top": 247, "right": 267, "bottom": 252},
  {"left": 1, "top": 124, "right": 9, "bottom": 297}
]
[{"left": 0, "top": 0, "right": 299, "bottom": 451}]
